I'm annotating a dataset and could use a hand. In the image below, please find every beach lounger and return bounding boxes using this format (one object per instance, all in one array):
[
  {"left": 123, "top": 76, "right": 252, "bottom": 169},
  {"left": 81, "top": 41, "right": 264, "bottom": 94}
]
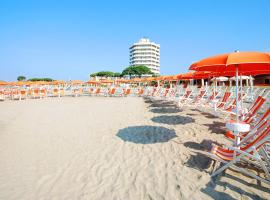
[
  {"left": 225, "top": 107, "right": 270, "bottom": 142},
  {"left": 124, "top": 88, "right": 131, "bottom": 96},
  {"left": 209, "top": 122, "right": 270, "bottom": 184},
  {"left": 215, "top": 91, "right": 231, "bottom": 110},
  {"left": 225, "top": 91, "right": 268, "bottom": 123},
  {"left": 94, "top": 88, "right": 101, "bottom": 96},
  {"left": 40, "top": 89, "right": 46, "bottom": 98},
  {"left": 53, "top": 88, "right": 60, "bottom": 97},
  {"left": 20, "top": 90, "right": 27, "bottom": 100},
  {"left": 33, "top": 89, "right": 40, "bottom": 99},
  {"left": 189, "top": 90, "right": 206, "bottom": 107},
  {"left": 0, "top": 91, "right": 4, "bottom": 101},
  {"left": 177, "top": 89, "right": 192, "bottom": 108},
  {"left": 137, "top": 88, "right": 144, "bottom": 97}
]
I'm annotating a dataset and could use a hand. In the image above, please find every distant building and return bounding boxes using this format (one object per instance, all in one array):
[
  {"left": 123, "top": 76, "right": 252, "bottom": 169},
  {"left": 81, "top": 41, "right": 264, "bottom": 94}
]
[{"left": 129, "top": 38, "right": 160, "bottom": 74}]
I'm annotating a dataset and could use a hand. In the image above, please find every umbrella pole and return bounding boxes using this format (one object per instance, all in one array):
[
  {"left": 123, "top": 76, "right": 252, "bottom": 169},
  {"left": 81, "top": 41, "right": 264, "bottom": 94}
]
[
  {"left": 240, "top": 75, "right": 243, "bottom": 120},
  {"left": 236, "top": 67, "right": 239, "bottom": 123}
]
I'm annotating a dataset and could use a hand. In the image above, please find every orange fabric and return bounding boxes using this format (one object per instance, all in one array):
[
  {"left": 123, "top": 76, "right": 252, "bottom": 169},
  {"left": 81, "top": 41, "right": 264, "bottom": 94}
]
[{"left": 189, "top": 52, "right": 270, "bottom": 74}]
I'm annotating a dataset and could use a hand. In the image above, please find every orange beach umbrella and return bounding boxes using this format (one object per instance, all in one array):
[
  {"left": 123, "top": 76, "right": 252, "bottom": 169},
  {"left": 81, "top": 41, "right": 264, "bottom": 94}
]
[
  {"left": 71, "top": 80, "right": 83, "bottom": 85},
  {"left": 0, "top": 81, "right": 8, "bottom": 85},
  {"left": 190, "top": 51, "right": 270, "bottom": 123},
  {"left": 189, "top": 51, "right": 270, "bottom": 73}
]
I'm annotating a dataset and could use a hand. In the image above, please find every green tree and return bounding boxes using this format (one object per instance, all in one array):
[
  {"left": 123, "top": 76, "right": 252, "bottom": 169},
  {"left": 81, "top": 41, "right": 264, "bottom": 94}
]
[
  {"left": 113, "top": 72, "right": 122, "bottom": 77},
  {"left": 122, "top": 66, "right": 153, "bottom": 77},
  {"left": 17, "top": 75, "right": 26, "bottom": 81},
  {"left": 90, "top": 71, "right": 121, "bottom": 77},
  {"left": 28, "top": 78, "right": 53, "bottom": 82}
]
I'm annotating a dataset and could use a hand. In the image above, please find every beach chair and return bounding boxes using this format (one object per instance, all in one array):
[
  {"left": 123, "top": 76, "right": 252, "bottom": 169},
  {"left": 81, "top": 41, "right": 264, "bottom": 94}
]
[
  {"left": 190, "top": 90, "right": 206, "bottom": 107},
  {"left": 124, "top": 88, "right": 131, "bottom": 96},
  {"left": 198, "top": 90, "right": 219, "bottom": 109},
  {"left": 177, "top": 89, "right": 192, "bottom": 108},
  {"left": 60, "top": 89, "right": 65, "bottom": 97},
  {"left": 209, "top": 122, "right": 270, "bottom": 184},
  {"left": 225, "top": 92, "right": 268, "bottom": 123},
  {"left": 225, "top": 106, "right": 270, "bottom": 142},
  {"left": 108, "top": 88, "right": 116, "bottom": 97},
  {"left": 32, "top": 89, "right": 40, "bottom": 99},
  {"left": 216, "top": 91, "right": 231, "bottom": 109},
  {"left": 137, "top": 88, "right": 144, "bottom": 97},
  {"left": 20, "top": 90, "right": 27, "bottom": 100},
  {"left": 94, "top": 88, "right": 101, "bottom": 96},
  {"left": 11, "top": 90, "right": 20, "bottom": 100},
  {"left": 53, "top": 88, "right": 60, "bottom": 97},
  {"left": 222, "top": 93, "right": 245, "bottom": 113},
  {"left": 0, "top": 91, "right": 4, "bottom": 101},
  {"left": 88, "top": 88, "right": 94, "bottom": 96},
  {"left": 40, "top": 89, "right": 46, "bottom": 98}
]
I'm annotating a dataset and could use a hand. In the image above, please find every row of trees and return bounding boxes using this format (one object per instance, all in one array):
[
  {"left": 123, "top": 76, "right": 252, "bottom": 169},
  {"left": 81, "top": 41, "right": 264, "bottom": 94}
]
[
  {"left": 17, "top": 76, "right": 53, "bottom": 82},
  {"left": 17, "top": 66, "right": 154, "bottom": 81},
  {"left": 90, "top": 71, "right": 121, "bottom": 77},
  {"left": 90, "top": 66, "right": 153, "bottom": 78}
]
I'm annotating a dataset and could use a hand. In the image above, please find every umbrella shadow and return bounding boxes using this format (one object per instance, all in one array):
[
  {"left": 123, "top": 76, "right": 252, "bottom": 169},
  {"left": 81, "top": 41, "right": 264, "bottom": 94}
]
[
  {"left": 184, "top": 139, "right": 218, "bottom": 151},
  {"left": 116, "top": 125, "right": 177, "bottom": 144},
  {"left": 149, "top": 102, "right": 176, "bottom": 108},
  {"left": 185, "top": 152, "right": 213, "bottom": 171},
  {"left": 150, "top": 107, "right": 181, "bottom": 114},
  {"left": 203, "top": 121, "right": 226, "bottom": 134},
  {"left": 151, "top": 115, "right": 195, "bottom": 125}
]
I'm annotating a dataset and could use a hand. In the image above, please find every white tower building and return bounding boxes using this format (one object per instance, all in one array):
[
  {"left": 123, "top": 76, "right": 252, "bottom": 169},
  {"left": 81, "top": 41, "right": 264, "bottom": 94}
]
[{"left": 129, "top": 38, "right": 160, "bottom": 74}]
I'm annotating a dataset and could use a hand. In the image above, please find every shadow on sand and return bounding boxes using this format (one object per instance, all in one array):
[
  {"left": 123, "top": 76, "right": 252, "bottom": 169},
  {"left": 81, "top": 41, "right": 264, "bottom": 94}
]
[
  {"left": 151, "top": 115, "right": 195, "bottom": 125},
  {"left": 150, "top": 107, "right": 181, "bottom": 114},
  {"left": 116, "top": 125, "right": 177, "bottom": 144},
  {"left": 203, "top": 121, "right": 227, "bottom": 134}
]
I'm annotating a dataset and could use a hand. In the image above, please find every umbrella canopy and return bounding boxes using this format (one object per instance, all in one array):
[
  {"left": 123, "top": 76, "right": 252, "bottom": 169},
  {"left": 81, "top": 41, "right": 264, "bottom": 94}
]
[
  {"left": 100, "top": 79, "right": 114, "bottom": 84},
  {"left": 211, "top": 76, "right": 229, "bottom": 82},
  {"left": 143, "top": 77, "right": 155, "bottom": 82},
  {"left": 189, "top": 51, "right": 270, "bottom": 73},
  {"left": 163, "top": 75, "right": 179, "bottom": 81},
  {"left": 177, "top": 71, "right": 212, "bottom": 80},
  {"left": 229, "top": 76, "right": 254, "bottom": 81},
  {"left": 71, "top": 80, "right": 83, "bottom": 85},
  {"left": 130, "top": 78, "right": 142, "bottom": 83},
  {"left": 115, "top": 79, "right": 128, "bottom": 83},
  {"left": 0, "top": 81, "right": 8, "bottom": 85},
  {"left": 85, "top": 80, "right": 100, "bottom": 84},
  {"left": 51, "top": 80, "right": 65, "bottom": 85},
  {"left": 177, "top": 72, "right": 194, "bottom": 80}
]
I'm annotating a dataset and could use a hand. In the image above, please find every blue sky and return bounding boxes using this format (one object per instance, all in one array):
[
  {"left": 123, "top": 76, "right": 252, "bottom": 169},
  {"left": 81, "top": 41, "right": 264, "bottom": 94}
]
[{"left": 1, "top": 0, "right": 270, "bottom": 81}]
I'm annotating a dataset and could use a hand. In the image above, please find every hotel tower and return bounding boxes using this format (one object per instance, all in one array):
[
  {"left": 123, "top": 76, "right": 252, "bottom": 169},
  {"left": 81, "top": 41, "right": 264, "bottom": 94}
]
[{"left": 129, "top": 38, "right": 160, "bottom": 74}]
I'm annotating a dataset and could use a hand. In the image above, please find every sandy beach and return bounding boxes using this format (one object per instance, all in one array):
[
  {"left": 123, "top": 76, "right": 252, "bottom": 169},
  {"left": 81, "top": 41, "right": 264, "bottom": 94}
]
[{"left": 0, "top": 97, "right": 269, "bottom": 200}]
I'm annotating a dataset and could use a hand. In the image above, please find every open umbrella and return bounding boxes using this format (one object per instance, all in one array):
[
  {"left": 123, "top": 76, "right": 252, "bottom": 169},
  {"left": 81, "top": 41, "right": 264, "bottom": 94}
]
[
  {"left": 0, "top": 81, "right": 8, "bottom": 86},
  {"left": 190, "top": 51, "right": 270, "bottom": 122}
]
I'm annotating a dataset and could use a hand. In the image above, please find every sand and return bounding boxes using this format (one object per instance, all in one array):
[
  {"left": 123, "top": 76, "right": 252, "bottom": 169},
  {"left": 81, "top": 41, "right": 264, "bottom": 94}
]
[{"left": 0, "top": 96, "right": 269, "bottom": 200}]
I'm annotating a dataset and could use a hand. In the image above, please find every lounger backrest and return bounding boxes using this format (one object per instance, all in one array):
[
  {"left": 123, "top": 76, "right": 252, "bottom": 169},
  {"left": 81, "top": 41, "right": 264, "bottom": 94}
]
[
  {"left": 244, "top": 96, "right": 266, "bottom": 124},
  {"left": 20, "top": 90, "right": 26, "bottom": 95},
  {"left": 109, "top": 88, "right": 115, "bottom": 94},
  {"left": 125, "top": 88, "right": 131, "bottom": 95},
  {"left": 151, "top": 88, "right": 157, "bottom": 96},
  {"left": 95, "top": 88, "right": 101, "bottom": 94},
  {"left": 242, "top": 124, "right": 270, "bottom": 151},
  {"left": 185, "top": 90, "right": 191, "bottom": 98},
  {"left": 222, "top": 92, "right": 231, "bottom": 102}
]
